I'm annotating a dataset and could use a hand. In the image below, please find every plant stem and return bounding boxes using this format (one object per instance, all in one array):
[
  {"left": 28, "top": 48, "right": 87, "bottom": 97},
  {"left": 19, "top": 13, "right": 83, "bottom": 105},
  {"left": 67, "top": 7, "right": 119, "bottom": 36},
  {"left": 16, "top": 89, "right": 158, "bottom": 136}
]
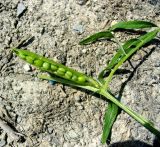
[
  {"left": 99, "top": 88, "right": 160, "bottom": 139},
  {"left": 39, "top": 74, "right": 160, "bottom": 139}
]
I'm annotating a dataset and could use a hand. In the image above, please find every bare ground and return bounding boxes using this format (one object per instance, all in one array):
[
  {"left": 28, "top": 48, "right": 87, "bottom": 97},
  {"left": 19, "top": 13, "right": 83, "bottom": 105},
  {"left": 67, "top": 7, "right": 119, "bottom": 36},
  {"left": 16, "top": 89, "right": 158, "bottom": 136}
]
[{"left": 0, "top": 0, "right": 160, "bottom": 146}]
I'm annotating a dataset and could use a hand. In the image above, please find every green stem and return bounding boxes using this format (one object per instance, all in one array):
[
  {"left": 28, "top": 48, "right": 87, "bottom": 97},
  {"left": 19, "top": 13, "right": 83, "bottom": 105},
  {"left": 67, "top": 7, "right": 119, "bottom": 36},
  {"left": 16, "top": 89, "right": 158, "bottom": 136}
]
[{"left": 99, "top": 88, "right": 160, "bottom": 139}]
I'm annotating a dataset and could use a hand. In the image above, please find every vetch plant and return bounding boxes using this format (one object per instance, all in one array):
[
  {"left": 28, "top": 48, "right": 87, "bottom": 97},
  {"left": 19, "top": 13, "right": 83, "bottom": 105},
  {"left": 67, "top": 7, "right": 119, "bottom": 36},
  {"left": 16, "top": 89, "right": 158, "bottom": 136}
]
[{"left": 12, "top": 20, "right": 160, "bottom": 144}]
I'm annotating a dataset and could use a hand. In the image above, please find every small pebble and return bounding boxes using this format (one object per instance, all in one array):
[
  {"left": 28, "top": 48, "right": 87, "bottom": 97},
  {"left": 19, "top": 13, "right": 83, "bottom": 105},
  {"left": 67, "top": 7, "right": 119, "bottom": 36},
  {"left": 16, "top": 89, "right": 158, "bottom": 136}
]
[
  {"left": 110, "top": 20, "right": 118, "bottom": 26},
  {"left": 82, "top": 49, "right": 87, "bottom": 53},
  {"left": 66, "top": 130, "right": 79, "bottom": 139},
  {"left": 155, "top": 61, "right": 160, "bottom": 67},
  {"left": 0, "top": 140, "right": 6, "bottom": 147},
  {"left": 76, "top": 0, "right": 88, "bottom": 5},
  {"left": 72, "top": 24, "right": 84, "bottom": 34},
  {"left": 17, "top": 116, "right": 22, "bottom": 123},
  {"left": 17, "top": 1, "right": 26, "bottom": 17},
  {"left": 47, "top": 127, "right": 53, "bottom": 134},
  {"left": 23, "top": 64, "right": 31, "bottom": 71},
  {"left": 49, "top": 80, "right": 56, "bottom": 85},
  {"left": 5, "top": 105, "right": 11, "bottom": 110}
]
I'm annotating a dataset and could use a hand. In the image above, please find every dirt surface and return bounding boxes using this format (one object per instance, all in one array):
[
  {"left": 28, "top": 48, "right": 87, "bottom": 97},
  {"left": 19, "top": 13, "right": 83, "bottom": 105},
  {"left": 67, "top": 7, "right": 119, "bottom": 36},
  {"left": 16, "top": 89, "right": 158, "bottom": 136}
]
[{"left": 0, "top": 0, "right": 160, "bottom": 147}]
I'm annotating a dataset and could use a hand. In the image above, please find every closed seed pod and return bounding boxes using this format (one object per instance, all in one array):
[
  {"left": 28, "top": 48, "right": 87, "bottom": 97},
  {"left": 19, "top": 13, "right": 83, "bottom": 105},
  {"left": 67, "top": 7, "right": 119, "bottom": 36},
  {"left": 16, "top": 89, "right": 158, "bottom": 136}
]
[
  {"left": 34, "top": 60, "right": 43, "bottom": 67},
  {"left": 78, "top": 76, "right": 86, "bottom": 83},
  {"left": 51, "top": 65, "right": 58, "bottom": 71},
  {"left": 42, "top": 62, "right": 51, "bottom": 70},
  {"left": 26, "top": 56, "right": 34, "bottom": 64},
  {"left": 65, "top": 71, "right": 72, "bottom": 79}
]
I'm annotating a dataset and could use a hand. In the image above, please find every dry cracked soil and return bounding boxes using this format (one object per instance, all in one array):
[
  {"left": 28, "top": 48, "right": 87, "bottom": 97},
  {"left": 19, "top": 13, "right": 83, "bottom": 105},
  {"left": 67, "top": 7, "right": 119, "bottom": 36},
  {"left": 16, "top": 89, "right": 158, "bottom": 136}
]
[{"left": 0, "top": 0, "right": 160, "bottom": 147}]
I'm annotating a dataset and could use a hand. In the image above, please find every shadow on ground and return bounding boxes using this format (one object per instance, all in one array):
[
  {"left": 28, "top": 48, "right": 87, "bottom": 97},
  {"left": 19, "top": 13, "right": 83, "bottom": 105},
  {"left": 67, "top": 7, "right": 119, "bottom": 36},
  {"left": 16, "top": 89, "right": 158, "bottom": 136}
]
[{"left": 109, "top": 137, "right": 160, "bottom": 147}]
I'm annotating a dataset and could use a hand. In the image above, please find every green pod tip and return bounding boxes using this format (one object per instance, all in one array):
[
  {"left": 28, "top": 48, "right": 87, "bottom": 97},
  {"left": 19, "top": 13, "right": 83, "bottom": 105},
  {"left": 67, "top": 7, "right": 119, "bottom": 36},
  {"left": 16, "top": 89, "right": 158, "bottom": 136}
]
[{"left": 12, "top": 48, "right": 25, "bottom": 59}]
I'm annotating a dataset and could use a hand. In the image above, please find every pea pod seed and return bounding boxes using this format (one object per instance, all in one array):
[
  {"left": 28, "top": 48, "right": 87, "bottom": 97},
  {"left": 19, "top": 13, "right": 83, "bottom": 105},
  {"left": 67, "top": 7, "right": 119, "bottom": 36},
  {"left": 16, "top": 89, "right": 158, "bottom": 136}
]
[
  {"left": 57, "top": 70, "right": 65, "bottom": 76},
  {"left": 72, "top": 75, "right": 77, "bottom": 81},
  {"left": 65, "top": 71, "right": 72, "bottom": 79},
  {"left": 51, "top": 65, "right": 58, "bottom": 71},
  {"left": 26, "top": 56, "right": 34, "bottom": 64},
  {"left": 58, "top": 68, "right": 65, "bottom": 72},
  {"left": 78, "top": 76, "right": 86, "bottom": 83},
  {"left": 42, "top": 62, "right": 51, "bottom": 70},
  {"left": 56, "top": 67, "right": 66, "bottom": 76},
  {"left": 34, "top": 60, "right": 43, "bottom": 67}
]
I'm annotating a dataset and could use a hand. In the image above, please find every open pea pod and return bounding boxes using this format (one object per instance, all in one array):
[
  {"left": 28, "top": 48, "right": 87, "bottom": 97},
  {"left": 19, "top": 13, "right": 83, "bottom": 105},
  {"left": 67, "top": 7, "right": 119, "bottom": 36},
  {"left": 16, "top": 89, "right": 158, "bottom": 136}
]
[
  {"left": 12, "top": 48, "right": 100, "bottom": 88},
  {"left": 79, "top": 31, "right": 114, "bottom": 45},
  {"left": 109, "top": 20, "right": 157, "bottom": 31}
]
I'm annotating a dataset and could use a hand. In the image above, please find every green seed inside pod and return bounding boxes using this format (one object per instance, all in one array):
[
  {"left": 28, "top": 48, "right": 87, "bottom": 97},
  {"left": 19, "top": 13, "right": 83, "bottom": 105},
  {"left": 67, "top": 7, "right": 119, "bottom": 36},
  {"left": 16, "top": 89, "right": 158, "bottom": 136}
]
[
  {"left": 78, "top": 76, "right": 86, "bottom": 83},
  {"left": 42, "top": 62, "right": 51, "bottom": 70},
  {"left": 57, "top": 68, "right": 66, "bottom": 76},
  {"left": 65, "top": 71, "right": 72, "bottom": 79},
  {"left": 19, "top": 53, "right": 26, "bottom": 59},
  {"left": 34, "top": 60, "right": 43, "bottom": 67},
  {"left": 58, "top": 68, "right": 66, "bottom": 72},
  {"left": 26, "top": 56, "right": 34, "bottom": 64},
  {"left": 71, "top": 75, "right": 77, "bottom": 81},
  {"left": 51, "top": 65, "right": 58, "bottom": 71}
]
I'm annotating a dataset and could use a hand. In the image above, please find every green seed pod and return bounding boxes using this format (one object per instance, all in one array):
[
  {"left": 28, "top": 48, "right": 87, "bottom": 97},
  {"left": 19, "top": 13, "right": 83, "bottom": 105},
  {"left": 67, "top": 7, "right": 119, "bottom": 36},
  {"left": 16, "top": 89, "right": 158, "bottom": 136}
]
[
  {"left": 34, "top": 60, "right": 43, "bottom": 67},
  {"left": 12, "top": 48, "right": 100, "bottom": 88},
  {"left": 26, "top": 56, "right": 34, "bottom": 64},
  {"left": 78, "top": 76, "right": 86, "bottom": 83},
  {"left": 42, "top": 62, "right": 51, "bottom": 70},
  {"left": 72, "top": 75, "right": 77, "bottom": 81},
  {"left": 65, "top": 71, "right": 72, "bottom": 79},
  {"left": 51, "top": 65, "right": 58, "bottom": 71}
]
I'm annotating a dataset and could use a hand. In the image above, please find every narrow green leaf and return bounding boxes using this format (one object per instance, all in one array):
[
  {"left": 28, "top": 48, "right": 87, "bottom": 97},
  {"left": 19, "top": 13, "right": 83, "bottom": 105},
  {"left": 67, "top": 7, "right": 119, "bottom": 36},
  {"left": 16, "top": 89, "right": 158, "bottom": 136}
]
[
  {"left": 109, "top": 20, "right": 157, "bottom": 31},
  {"left": 107, "top": 39, "right": 138, "bottom": 70},
  {"left": 137, "top": 28, "right": 160, "bottom": 45},
  {"left": 101, "top": 102, "right": 119, "bottom": 144},
  {"left": 98, "top": 38, "right": 137, "bottom": 81},
  {"left": 98, "top": 28, "right": 160, "bottom": 80},
  {"left": 79, "top": 31, "right": 114, "bottom": 45}
]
